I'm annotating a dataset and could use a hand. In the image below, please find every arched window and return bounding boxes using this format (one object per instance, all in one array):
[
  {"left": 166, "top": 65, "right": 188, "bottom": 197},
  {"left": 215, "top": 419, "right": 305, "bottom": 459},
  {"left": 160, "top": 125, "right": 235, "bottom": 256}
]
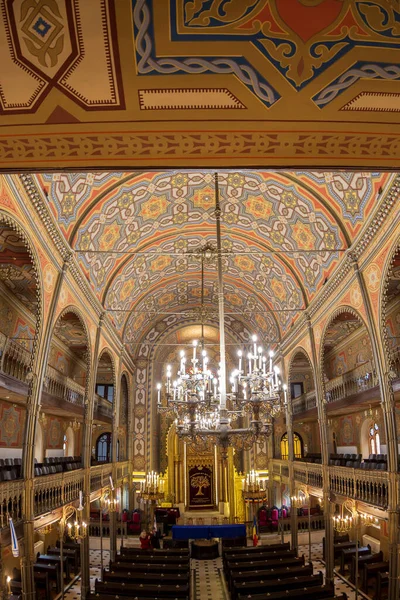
[
  {"left": 96, "top": 433, "right": 112, "bottom": 462},
  {"left": 369, "top": 423, "right": 381, "bottom": 455},
  {"left": 281, "top": 433, "right": 303, "bottom": 460}
]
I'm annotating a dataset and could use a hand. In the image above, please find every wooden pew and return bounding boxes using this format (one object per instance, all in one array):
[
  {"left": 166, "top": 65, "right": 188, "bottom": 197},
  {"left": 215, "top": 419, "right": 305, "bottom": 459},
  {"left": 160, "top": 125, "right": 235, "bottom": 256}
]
[
  {"left": 103, "top": 569, "right": 189, "bottom": 585},
  {"left": 226, "top": 555, "right": 305, "bottom": 575},
  {"left": 229, "top": 563, "right": 313, "bottom": 592},
  {"left": 237, "top": 583, "right": 337, "bottom": 600},
  {"left": 376, "top": 571, "right": 388, "bottom": 600},
  {"left": 223, "top": 548, "right": 296, "bottom": 566},
  {"left": 223, "top": 542, "right": 290, "bottom": 556},
  {"left": 94, "top": 579, "right": 190, "bottom": 598},
  {"left": 48, "top": 546, "right": 80, "bottom": 574},
  {"left": 33, "top": 563, "right": 60, "bottom": 593},
  {"left": 120, "top": 547, "right": 189, "bottom": 557},
  {"left": 361, "top": 561, "right": 389, "bottom": 593},
  {"left": 339, "top": 545, "right": 371, "bottom": 574},
  {"left": 37, "top": 553, "right": 70, "bottom": 581},
  {"left": 91, "top": 595, "right": 189, "bottom": 600},
  {"left": 115, "top": 554, "right": 190, "bottom": 566},
  {"left": 232, "top": 571, "right": 324, "bottom": 600},
  {"left": 349, "top": 551, "right": 383, "bottom": 583},
  {"left": 109, "top": 560, "right": 188, "bottom": 574}
]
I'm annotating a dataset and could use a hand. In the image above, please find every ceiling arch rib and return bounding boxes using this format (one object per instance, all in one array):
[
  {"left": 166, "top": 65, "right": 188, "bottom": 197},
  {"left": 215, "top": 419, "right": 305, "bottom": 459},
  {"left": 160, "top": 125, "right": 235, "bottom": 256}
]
[
  {"left": 121, "top": 275, "right": 283, "bottom": 350},
  {"left": 71, "top": 170, "right": 346, "bottom": 304}
]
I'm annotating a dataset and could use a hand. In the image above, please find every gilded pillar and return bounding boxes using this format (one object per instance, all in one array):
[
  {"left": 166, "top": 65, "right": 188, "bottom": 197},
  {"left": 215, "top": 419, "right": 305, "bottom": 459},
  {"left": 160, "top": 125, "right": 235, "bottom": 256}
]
[
  {"left": 305, "top": 312, "right": 334, "bottom": 585},
  {"left": 81, "top": 313, "right": 105, "bottom": 600},
  {"left": 21, "top": 256, "right": 71, "bottom": 600},
  {"left": 348, "top": 253, "right": 399, "bottom": 600}
]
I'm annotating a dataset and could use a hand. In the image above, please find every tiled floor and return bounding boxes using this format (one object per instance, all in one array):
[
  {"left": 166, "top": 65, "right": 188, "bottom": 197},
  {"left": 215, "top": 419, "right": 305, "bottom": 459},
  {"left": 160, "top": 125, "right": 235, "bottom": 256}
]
[{"left": 61, "top": 537, "right": 373, "bottom": 600}]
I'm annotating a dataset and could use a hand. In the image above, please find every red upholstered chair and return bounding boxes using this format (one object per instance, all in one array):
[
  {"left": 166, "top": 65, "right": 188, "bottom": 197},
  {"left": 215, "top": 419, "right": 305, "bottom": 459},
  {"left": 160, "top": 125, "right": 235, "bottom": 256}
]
[
  {"left": 270, "top": 508, "right": 279, "bottom": 532},
  {"left": 258, "top": 508, "right": 268, "bottom": 529},
  {"left": 128, "top": 510, "right": 141, "bottom": 534},
  {"left": 281, "top": 507, "right": 288, "bottom": 519}
]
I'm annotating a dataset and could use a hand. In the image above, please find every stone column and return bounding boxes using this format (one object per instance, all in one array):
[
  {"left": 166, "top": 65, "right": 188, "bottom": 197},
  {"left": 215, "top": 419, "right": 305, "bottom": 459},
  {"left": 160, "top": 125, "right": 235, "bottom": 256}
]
[
  {"left": 348, "top": 254, "right": 399, "bottom": 600},
  {"left": 305, "top": 313, "right": 334, "bottom": 585},
  {"left": 110, "top": 355, "right": 122, "bottom": 562},
  {"left": 21, "top": 256, "right": 71, "bottom": 600},
  {"left": 80, "top": 314, "right": 105, "bottom": 600}
]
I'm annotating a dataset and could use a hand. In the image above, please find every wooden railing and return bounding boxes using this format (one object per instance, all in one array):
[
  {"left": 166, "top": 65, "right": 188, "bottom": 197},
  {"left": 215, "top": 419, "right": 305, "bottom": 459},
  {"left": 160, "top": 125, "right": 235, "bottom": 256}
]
[
  {"left": 45, "top": 365, "right": 85, "bottom": 406},
  {"left": 324, "top": 360, "right": 377, "bottom": 404},
  {"left": 0, "top": 461, "right": 130, "bottom": 530},
  {"left": 271, "top": 459, "right": 389, "bottom": 509},
  {"left": 279, "top": 514, "right": 325, "bottom": 532},
  {"left": 94, "top": 393, "right": 113, "bottom": 419},
  {"left": 33, "top": 469, "right": 84, "bottom": 516},
  {"left": 0, "top": 334, "right": 31, "bottom": 382},
  {"left": 292, "top": 390, "right": 317, "bottom": 415},
  {"left": 329, "top": 465, "right": 388, "bottom": 508},
  {"left": 90, "top": 463, "right": 113, "bottom": 492},
  {"left": 271, "top": 459, "right": 289, "bottom": 479},
  {"left": 293, "top": 461, "right": 323, "bottom": 488}
]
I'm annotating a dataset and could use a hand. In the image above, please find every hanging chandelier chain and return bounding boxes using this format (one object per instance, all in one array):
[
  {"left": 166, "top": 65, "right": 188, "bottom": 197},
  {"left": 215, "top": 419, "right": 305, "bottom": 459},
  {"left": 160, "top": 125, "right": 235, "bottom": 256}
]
[{"left": 156, "top": 172, "right": 287, "bottom": 449}]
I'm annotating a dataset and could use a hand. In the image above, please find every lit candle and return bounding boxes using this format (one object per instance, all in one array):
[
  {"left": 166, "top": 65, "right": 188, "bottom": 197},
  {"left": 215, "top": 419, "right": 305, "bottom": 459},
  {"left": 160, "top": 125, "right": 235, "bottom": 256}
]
[
  {"left": 248, "top": 353, "right": 252, "bottom": 375},
  {"left": 238, "top": 350, "right": 242, "bottom": 373},
  {"left": 258, "top": 347, "right": 263, "bottom": 370},
  {"left": 252, "top": 335, "right": 257, "bottom": 358},
  {"left": 283, "top": 384, "right": 288, "bottom": 405},
  {"left": 262, "top": 356, "right": 266, "bottom": 375},
  {"left": 157, "top": 383, "right": 161, "bottom": 405},
  {"left": 269, "top": 350, "right": 274, "bottom": 373}
]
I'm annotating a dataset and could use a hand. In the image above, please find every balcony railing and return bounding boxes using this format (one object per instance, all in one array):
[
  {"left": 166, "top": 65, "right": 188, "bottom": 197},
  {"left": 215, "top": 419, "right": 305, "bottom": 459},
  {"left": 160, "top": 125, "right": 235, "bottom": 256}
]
[
  {"left": 33, "top": 469, "right": 84, "bottom": 516},
  {"left": 293, "top": 461, "right": 323, "bottom": 488},
  {"left": 324, "top": 360, "right": 377, "bottom": 404},
  {"left": 271, "top": 459, "right": 289, "bottom": 478},
  {"left": 271, "top": 459, "right": 389, "bottom": 510},
  {"left": 329, "top": 465, "right": 388, "bottom": 508},
  {"left": 94, "top": 393, "right": 113, "bottom": 419},
  {"left": 292, "top": 390, "right": 317, "bottom": 415},
  {"left": 0, "top": 334, "right": 31, "bottom": 383},
  {"left": 44, "top": 365, "right": 85, "bottom": 406},
  {"left": 0, "top": 461, "right": 130, "bottom": 532},
  {"left": 90, "top": 462, "right": 113, "bottom": 492}
]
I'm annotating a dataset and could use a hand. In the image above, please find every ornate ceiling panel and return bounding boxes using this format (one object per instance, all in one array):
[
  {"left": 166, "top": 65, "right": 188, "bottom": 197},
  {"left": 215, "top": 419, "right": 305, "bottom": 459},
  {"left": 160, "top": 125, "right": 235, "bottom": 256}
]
[
  {"left": 0, "top": 1, "right": 399, "bottom": 168},
  {"left": 28, "top": 168, "right": 395, "bottom": 354},
  {"left": 0, "top": 226, "right": 37, "bottom": 309}
]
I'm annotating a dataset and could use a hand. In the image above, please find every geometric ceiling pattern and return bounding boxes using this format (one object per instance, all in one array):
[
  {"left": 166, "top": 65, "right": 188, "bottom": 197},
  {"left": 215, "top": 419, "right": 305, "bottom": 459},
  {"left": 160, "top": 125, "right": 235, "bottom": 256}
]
[
  {"left": 0, "top": 1, "right": 399, "bottom": 168},
  {"left": 0, "top": 226, "right": 38, "bottom": 310},
  {"left": 31, "top": 169, "right": 393, "bottom": 355}
]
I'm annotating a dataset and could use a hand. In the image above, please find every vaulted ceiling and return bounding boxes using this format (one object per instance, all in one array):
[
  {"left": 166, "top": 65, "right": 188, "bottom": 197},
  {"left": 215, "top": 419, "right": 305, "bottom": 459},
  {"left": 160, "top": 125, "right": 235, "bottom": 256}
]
[
  {"left": 30, "top": 168, "right": 394, "bottom": 355},
  {"left": 0, "top": 1, "right": 399, "bottom": 168}
]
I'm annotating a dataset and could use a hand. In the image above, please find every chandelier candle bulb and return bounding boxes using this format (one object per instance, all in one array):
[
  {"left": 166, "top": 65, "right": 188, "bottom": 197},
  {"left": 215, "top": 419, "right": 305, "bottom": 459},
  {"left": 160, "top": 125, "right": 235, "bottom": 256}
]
[
  {"left": 252, "top": 335, "right": 257, "bottom": 358},
  {"left": 262, "top": 356, "right": 267, "bottom": 374}
]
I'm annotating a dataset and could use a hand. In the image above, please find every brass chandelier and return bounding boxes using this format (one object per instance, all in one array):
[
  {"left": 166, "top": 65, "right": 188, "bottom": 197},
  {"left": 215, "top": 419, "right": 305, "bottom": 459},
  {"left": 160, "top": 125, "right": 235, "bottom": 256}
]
[{"left": 157, "top": 173, "right": 286, "bottom": 453}]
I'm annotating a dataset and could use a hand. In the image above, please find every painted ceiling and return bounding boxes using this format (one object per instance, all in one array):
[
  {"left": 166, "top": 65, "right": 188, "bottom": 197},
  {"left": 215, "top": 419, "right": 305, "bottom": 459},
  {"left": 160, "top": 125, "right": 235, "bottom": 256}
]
[
  {"left": 0, "top": 1, "right": 399, "bottom": 168},
  {"left": 27, "top": 168, "right": 394, "bottom": 354},
  {"left": 0, "top": 226, "right": 38, "bottom": 310}
]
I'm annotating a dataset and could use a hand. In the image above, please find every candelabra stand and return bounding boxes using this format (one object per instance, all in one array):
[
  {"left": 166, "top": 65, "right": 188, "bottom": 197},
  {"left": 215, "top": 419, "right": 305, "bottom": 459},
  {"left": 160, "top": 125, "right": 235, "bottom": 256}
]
[
  {"left": 59, "top": 499, "right": 87, "bottom": 600},
  {"left": 291, "top": 492, "right": 311, "bottom": 562},
  {"left": 242, "top": 471, "right": 268, "bottom": 530},
  {"left": 137, "top": 472, "right": 165, "bottom": 529},
  {"left": 99, "top": 487, "right": 117, "bottom": 580}
]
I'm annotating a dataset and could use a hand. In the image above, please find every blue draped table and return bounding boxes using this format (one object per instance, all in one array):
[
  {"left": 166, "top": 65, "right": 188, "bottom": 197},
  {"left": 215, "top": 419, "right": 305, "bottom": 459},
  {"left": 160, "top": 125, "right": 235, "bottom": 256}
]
[{"left": 171, "top": 523, "right": 246, "bottom": 540}]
